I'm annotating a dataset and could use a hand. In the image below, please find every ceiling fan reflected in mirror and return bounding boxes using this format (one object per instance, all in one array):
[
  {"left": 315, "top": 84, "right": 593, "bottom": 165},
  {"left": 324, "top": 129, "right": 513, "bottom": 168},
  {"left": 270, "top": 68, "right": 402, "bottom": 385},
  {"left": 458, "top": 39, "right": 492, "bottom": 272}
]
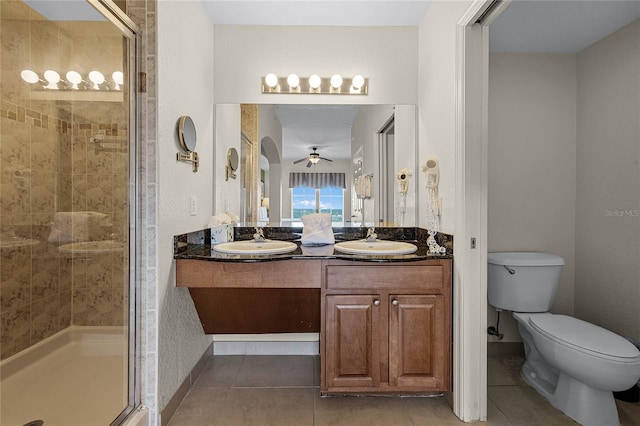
[{"left": 293, "top": 147, "right": 333, "bottom": 168}]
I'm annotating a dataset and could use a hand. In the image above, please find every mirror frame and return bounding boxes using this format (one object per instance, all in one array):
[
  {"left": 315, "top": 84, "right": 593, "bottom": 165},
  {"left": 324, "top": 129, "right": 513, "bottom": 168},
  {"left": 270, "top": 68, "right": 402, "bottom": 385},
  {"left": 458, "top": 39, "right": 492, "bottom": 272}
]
[
  {"left": 226, "top": 147, "right": 239, "bottom": 180},
  {"left": 178, "top": 115, "right": 197, "bottom": 152}
]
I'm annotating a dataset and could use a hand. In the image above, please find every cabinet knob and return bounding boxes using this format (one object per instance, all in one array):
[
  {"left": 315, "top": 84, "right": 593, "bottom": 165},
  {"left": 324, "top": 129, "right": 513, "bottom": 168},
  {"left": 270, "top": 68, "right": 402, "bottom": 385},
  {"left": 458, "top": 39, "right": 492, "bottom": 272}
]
[
  {"left": 373, "top": 299, "right": 380, "bottom": 306},
  {"left": 392, "top": 299, "right": 399, "bottom": 305}
]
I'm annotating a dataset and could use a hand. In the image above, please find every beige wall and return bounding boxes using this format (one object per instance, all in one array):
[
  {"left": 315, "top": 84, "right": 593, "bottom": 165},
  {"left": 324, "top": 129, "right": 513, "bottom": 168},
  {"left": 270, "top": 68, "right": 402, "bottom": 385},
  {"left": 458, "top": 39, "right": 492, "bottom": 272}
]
[
  {"left": 214, "top": 104, "right": 242, "bottom": 217},
  {"left": 157, "top": 0, "right": 215, "bottom": 414},
  {"left": 488, "top": 54, "right": 577, "bottom": 341},
  {"left": 575, "top": 19, "right": 640, "bottom": 341},
  {"left": 0, "top": 1, "right": 129, "bottom": 359},
  {"left": 214, "top": 25, "right": 418, "bottom": 105},
  {"left": 417, "top": 0, "right": 474, "bottom": 234},
  {"left": 487, "top": 20, "right": 640, "bottom": 344}
]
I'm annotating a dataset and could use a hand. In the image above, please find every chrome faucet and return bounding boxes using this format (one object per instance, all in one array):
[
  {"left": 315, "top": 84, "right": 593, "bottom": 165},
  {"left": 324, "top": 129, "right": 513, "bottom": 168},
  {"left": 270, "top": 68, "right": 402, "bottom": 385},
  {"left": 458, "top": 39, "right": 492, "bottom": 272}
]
[
  {"left": 253, "top": 227, "right": 265, "bottom": 242},
  {"left": 365, "top": 227, "right": 377, "bottom": 242}
]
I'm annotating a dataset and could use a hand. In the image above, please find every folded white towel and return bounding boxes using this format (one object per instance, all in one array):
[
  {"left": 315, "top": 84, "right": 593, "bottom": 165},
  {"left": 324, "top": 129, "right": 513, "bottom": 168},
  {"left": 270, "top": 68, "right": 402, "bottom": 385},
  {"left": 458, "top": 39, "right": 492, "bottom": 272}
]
[
  {"left": 301, "top": 244, "right": 335, "bottom": 256},
  {"left": 301, "top": 213, "right": 334, "bottom": 246},
  {"left": 48, "top": 211, "right": 110, "bottom": 243}
]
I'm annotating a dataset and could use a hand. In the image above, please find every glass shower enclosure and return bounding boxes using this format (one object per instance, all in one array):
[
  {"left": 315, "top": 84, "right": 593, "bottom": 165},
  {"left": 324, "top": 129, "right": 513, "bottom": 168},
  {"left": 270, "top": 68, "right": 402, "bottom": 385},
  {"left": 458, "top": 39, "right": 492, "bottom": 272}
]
[{"left": 0, "top": 1, "right": 139, "bottom": 424}]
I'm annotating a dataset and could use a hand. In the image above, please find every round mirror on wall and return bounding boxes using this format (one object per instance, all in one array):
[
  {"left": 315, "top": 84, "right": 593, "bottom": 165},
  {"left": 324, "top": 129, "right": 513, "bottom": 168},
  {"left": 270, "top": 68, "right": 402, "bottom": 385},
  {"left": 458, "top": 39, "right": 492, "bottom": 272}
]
[
  {"left": 178, "top": 115, "right": 197, "bottom": 152},
  {"left": 176, "top": 116, "right": 199, "bottom": 172},
  {"left": 226, "top": 147, "right": 239, "bottom": 180}
]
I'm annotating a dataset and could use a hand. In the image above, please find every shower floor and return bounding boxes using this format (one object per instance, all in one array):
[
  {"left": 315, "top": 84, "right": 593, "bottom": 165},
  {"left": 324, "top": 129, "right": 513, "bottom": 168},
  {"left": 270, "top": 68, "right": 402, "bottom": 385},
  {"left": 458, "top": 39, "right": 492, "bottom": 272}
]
[{"left": 1, "top": 326, "right": 127, "bottom": 426}]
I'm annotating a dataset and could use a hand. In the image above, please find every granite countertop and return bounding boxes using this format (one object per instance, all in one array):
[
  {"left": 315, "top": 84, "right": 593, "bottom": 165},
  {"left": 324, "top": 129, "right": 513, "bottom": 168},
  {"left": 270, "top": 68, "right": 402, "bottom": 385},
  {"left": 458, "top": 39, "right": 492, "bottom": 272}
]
[{"left": 174, "top": 227, "right": 453, "bottom": 263}]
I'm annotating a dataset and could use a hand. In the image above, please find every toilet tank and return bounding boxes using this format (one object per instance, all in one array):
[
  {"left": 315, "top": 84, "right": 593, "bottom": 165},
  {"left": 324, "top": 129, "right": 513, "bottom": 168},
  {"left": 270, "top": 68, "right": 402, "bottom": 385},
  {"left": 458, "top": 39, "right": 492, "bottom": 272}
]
[{"left": 488, "top": 252, "right": 565, "bottom": 312}]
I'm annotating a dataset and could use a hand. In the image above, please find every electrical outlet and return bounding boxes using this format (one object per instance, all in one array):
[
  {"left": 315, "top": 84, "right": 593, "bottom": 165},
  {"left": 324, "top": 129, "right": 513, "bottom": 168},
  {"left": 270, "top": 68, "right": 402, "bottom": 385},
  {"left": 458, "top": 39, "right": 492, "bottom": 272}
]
[{"left": 190, "top": 196, "right": 197, "bottom": 216}]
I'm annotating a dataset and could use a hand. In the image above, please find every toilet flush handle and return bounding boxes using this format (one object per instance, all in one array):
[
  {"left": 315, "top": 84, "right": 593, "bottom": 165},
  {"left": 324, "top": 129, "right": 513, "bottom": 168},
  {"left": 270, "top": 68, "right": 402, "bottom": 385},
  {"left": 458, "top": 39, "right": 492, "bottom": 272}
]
[{"left": 504, "top": 265, "right": 516, "bottom": 275}]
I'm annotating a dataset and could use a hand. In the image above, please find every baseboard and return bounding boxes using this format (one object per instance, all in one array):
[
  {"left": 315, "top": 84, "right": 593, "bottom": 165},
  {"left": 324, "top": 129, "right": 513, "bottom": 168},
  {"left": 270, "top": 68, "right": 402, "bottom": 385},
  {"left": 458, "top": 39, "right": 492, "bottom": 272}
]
[
  {"left": 160, "top": 342, "right": 213, "bottom": 426},
  {"left": 213, "top": 340, "right": 319, "bottom": 355},
  {"left": 487, "top": 341, "right": 524, "bottom": 357}
]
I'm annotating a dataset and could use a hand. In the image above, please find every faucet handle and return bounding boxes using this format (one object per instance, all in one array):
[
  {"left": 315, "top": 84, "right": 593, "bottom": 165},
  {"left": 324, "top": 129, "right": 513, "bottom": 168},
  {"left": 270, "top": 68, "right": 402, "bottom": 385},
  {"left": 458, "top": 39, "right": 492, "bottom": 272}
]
[
  {"left": 253, "top": 227, "right": 265, "bottom": 242},
  {"left": 365, "top": 227, "right": 377, "bottom": 242}
]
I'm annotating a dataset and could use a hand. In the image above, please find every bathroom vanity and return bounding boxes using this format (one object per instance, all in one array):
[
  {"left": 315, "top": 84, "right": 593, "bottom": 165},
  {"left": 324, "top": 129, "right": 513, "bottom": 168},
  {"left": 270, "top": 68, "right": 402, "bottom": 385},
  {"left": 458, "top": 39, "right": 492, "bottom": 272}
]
[{"left": 174, "top": 227, "right": 453, "bottom": 395}]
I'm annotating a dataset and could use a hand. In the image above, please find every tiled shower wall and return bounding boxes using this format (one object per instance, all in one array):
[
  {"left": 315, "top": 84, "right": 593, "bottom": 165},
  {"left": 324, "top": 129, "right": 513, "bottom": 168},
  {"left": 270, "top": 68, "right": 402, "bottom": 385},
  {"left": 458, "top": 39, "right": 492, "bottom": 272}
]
[{"left": 0, "top": 0, "right": 129, "bottom": 359}]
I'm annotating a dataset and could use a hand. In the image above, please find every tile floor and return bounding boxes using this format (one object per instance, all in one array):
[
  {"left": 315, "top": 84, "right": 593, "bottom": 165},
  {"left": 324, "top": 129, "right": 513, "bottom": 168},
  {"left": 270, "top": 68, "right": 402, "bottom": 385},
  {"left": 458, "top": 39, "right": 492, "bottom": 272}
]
[{"left": 167, "top": 354, "right": 640, "bottom": 425}]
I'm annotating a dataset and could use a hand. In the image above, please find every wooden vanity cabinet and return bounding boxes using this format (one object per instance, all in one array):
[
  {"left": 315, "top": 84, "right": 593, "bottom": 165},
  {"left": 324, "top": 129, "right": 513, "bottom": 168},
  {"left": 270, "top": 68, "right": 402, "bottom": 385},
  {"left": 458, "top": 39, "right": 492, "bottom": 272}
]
[{"left": 321, "top": 259, "right": 452, "bottom": 395}]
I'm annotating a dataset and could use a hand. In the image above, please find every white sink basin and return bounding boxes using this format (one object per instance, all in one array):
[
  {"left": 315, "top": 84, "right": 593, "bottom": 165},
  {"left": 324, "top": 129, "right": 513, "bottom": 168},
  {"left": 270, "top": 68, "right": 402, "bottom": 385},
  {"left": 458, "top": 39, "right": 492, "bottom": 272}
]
[
  {"left": 59, "top": 240, "right": 124, "bottom": 254},
  {"left": 334, "top": 240, "right": 417, "bottom": 255},
  {"left": 213, "top": 240, "right": 298, "bottom": 255}
]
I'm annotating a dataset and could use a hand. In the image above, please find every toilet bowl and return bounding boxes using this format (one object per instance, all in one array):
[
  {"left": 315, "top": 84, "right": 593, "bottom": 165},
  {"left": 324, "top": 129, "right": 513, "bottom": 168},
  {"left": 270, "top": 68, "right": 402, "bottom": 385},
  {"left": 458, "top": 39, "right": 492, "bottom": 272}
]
[
  {"left": 488, "top": 252, "right": 640, "bottom": 426},
  {"left": 513, "top": 312, "right": 640, "bottom": 426}
]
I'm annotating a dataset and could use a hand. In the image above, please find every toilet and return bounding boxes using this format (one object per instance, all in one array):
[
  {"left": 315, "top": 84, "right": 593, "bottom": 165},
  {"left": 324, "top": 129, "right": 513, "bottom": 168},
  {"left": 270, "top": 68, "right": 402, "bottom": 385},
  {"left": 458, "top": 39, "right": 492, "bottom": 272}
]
[{"left": 488, "top": 252, "right": 640, "bottom": 426}]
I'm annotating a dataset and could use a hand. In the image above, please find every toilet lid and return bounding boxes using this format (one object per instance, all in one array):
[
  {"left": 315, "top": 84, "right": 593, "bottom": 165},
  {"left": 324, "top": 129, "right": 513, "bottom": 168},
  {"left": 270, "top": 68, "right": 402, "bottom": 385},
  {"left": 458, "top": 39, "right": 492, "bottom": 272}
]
[
  {"left": 529, "top": 314, "right": 640, "bottom": 359},
  {"left": 488, "top": 252, "right": 565, "bottom": 266}
]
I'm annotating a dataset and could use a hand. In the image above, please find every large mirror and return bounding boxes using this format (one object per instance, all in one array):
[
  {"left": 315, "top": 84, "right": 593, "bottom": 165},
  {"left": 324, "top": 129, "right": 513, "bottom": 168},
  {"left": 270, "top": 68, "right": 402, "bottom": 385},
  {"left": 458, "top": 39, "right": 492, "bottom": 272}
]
[{"left": 215, "top": 104, "right": 417, "bottom": 227}]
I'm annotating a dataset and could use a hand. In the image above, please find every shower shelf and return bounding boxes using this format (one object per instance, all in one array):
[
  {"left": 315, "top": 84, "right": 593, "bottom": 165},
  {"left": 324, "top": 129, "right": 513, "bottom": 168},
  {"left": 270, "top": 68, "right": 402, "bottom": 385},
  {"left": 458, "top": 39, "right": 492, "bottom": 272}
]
[{"left": 90, "top": 134, "right": 128, "bottom": 154}]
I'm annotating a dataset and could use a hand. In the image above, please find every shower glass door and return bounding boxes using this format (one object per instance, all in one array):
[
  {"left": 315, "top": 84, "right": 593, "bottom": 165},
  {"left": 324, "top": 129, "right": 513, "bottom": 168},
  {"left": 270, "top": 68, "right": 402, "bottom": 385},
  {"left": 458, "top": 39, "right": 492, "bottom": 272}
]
[{"left": 0, "top": 1, "right": 138, "bottom": 424}]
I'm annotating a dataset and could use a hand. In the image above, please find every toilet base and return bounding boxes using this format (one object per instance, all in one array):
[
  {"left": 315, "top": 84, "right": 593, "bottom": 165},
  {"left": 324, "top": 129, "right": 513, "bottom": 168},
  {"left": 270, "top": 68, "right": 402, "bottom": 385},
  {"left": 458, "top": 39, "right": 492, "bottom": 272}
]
[{"left": 522, "top": 364, "right": 620, "bottom": 426}]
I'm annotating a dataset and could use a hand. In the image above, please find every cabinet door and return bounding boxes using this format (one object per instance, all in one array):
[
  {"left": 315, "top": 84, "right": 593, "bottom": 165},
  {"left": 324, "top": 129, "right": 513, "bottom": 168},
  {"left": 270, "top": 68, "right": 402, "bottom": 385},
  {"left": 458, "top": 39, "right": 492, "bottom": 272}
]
[
  {"left": 389, "top": 295, "right": 448, "bottom": 389},
  {"left": 325, "top": 295, "right": 381, "bottom": 389}
]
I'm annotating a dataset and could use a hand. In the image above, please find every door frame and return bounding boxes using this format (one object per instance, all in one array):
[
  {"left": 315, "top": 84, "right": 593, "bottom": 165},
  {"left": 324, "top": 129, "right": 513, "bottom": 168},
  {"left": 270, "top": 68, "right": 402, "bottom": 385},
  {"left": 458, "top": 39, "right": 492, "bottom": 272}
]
[{"left": 454, "top": 0, "right": 509, "bottom": 422}]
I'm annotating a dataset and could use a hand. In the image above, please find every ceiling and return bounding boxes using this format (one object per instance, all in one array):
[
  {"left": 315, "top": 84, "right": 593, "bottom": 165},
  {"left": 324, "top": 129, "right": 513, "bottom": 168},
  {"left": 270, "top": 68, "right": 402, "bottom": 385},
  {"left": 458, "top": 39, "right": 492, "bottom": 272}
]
[
  {"left": 203, "top": 0, "right": 640, "bottom": 53},
  {"left": 275, "top": 105, "right": 360, "bottom": 162},
  {"left": 201, "top": 1, "right": 433, "bottom": 27},
  {"left": 490, "top": 1, "right": 640, "bottom": 53}
]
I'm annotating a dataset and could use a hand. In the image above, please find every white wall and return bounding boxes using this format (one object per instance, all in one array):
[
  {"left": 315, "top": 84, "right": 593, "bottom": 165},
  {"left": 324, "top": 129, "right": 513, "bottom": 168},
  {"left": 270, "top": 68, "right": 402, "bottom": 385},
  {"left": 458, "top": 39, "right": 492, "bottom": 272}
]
[
  {"left": 258, "top": 105, "right": 283, "bottom": 222},
  {"left": 351, "top": 105, "right": 395, "bottom": 224},
  {"left": 157, "top": 0, "right": 214, "bottom": 415},
  {"left": 213, "top": 25, "right": 418, "bottom": 105},
  {"left": 488, "top": 54, "right": 577, "bottom": 341},
  {"left": 575, "top": 19, "right": 640, "bottom": 341},
  {"left": 214, "top": 104, "right": 242, "bottom": 216},
  {"left": 394, "top": 105, "right": 417, "bottom": 226},
  {"left": 417, "top": 0, "right": 474, "bottom": 234}
]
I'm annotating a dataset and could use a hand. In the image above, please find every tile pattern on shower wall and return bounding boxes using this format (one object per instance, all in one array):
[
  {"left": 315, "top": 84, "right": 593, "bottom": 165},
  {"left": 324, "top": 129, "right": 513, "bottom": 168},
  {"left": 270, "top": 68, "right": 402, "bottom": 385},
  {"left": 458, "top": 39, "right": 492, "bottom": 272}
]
[{"left": 0, "top": 0, "right": 131, "bottom": 359}]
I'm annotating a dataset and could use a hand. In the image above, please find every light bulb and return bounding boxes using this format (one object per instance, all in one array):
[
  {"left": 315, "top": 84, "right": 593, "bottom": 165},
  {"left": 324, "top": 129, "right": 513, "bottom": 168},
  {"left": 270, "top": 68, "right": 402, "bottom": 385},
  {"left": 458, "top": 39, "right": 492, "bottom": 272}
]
[
  {"left": 44, "top": 70, "right": 60, "bottom": 83},
  {"left": 287, "top": 73, "right": 299, "bottom": 89},
  {"left": 66, "top": 71, "right": 82, "bottom": 89},
  {"left": 265, "top": 73, "right": 278, "bottom": 88},
  {"left": 112, "top": 71, "right": 124, "bottom": 85},
  {"left": 89, "top": 70, "right": 105, "bottom": 89},
  {"left": 20, "top": 69, "right": 40, "bottom": 84},
  {"left": 330, "top": 74, "right": 343, "bottom": 89},
  {"left": 309, "top": 74, "right": 321, "bottom": 90},
  {"left": 43, "top": 69, "right": 60, "bottom": 89},
  {"left": 112, "top": 71, "right": 124, "bottom": 90},
  {"left": 352, "top": 74, "right": 365, "bottom": 90}
]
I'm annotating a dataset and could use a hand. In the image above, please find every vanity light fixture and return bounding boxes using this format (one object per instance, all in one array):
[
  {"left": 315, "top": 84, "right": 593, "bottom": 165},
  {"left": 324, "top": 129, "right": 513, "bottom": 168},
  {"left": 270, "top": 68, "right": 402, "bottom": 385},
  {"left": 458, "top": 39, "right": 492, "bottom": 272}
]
[
  {"left": 20, "top": 68, "right": 125, "bottom": 92},
  {"left": 261, "top": 73, "right": 368, "bottom": 95}
]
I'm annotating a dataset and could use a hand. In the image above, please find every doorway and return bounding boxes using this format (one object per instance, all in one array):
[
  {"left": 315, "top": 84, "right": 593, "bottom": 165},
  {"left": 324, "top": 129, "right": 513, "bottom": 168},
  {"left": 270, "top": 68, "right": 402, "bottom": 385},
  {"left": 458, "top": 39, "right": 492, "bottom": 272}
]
[{"left": 376, "top": 116, "right": 395, "bottom": 226}]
